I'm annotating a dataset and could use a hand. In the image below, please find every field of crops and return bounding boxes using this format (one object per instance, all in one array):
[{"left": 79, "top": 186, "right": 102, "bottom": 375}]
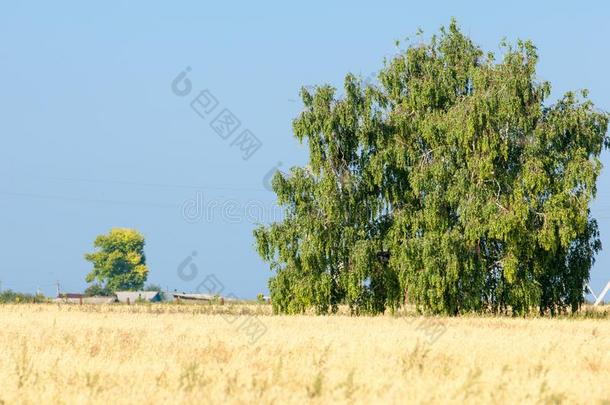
[{"left": 0, "top": 304, "right": 608, "bottom": 404}]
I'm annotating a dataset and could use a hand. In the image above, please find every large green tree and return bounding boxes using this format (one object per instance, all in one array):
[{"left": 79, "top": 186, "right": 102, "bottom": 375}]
[
  {"left": 255, "top": 20, "right": 609, "bottom": 316},
  {"left": 85, "top": 228, "right": 148, "bottom": 293}
]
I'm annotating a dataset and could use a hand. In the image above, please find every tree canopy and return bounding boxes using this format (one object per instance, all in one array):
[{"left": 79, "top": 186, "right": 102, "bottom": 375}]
[
  {"left": 85, "top": 228, "right": 148, "bottom": 293},
  {"left": 254, "top": 20, "right": 609, "bottom": 316}
]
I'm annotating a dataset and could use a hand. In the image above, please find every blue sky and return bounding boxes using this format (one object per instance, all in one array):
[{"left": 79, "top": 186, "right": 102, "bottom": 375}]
[{"left": 1, "top": 1, "right": 609, "bottom": 298}]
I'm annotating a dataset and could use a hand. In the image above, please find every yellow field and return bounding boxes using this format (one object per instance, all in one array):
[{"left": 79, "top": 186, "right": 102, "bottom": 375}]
[{"left": 0, "top": 304, "right": 608, "bottom": 404}]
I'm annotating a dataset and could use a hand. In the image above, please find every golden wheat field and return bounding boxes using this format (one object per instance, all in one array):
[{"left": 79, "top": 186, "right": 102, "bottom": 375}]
[{"left": 0, "top": 304, "right": 608, "bottom": 404}]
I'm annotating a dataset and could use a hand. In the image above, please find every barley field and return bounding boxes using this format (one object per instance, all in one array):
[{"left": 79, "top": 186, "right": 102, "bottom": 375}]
[{"left": 0, "top": 304, "right": 608, "bottom": 404}]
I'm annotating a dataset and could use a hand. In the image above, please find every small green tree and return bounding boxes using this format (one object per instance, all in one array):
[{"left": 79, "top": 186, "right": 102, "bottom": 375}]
[{"left": 85, "top": 228, "right": 148, "bottom": 293}]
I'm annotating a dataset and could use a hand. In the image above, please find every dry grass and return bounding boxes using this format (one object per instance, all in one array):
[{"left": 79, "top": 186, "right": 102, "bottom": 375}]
[{"left": 0, "top": 304, "right": 608, "bottom": 404}]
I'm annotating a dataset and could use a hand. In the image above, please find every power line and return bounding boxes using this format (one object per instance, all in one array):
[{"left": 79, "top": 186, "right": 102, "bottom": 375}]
[
  {"left": 0, "top": 190, "right": 178, "bottom": 209},
  {"left": 0, "top": 172, "right": 267, "bottom": 193},
  {"left": 46, "top": 175, "right": 266, "bottom": 192}
]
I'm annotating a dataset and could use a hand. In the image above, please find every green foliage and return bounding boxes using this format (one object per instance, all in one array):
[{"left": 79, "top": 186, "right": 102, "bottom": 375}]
[
  {"left": 84, "top": 283, "right": 111, "bottom": 297},
  {"left": 0, "top": 290, "right": 47, "bottom": 304},
  {"left": 85, "top": 228, "right": 148, "bottom": 293},
  {"left": 144, "top": 283, "right": 162, "bottom": 292},
  {"left": 254, "top": 19, "right": 609, "bottom": 316}
]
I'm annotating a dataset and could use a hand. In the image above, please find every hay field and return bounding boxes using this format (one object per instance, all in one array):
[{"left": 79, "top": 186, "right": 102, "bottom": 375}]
[{"left": 0, "top": 304, "right": 608, "bottom": 404}]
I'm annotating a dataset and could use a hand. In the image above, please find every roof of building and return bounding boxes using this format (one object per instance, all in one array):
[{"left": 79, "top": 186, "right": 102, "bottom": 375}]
[
  {"left": 58, "top": 293, "right": 85, "bottom": 299},
  {"left": 172, "top": 292, "right": 215, "bottom": 301}
]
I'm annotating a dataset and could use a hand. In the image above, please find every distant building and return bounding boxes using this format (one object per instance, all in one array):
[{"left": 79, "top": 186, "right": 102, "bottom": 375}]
[
  {"left": 58, "top": 293, "right": 85, "bottom": 299},
  {"left": 171, "top": 292, "right": 214, "bottom": 301},
  {"left": 54, "top": 293, "right": 116, "bottom": 304},
  {"left": 116, "top": 291, "right": 161, "bottom": 303},
  {"left": 83, "top": 296, "right": 117, "bottom": 304},
  {"left": 54, "top": 293, "right": 85, "bottom": 304},
  {"left": 171, "top": 292, "right": 239, "bottom": 304}
]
